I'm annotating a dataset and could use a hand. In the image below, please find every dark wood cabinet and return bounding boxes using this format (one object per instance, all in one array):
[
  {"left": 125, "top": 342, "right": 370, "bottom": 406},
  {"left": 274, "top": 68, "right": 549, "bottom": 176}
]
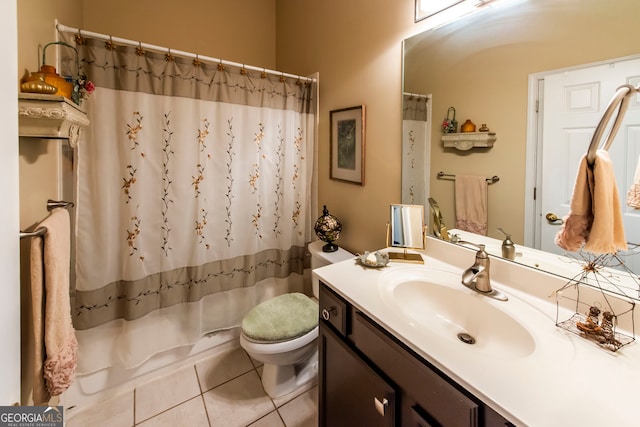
[
  {"left": 319, "top": 323, "right": 396, "bottom": 427},
  {"left": 319, "top": 282, "right": 514, "bottom": 427}
]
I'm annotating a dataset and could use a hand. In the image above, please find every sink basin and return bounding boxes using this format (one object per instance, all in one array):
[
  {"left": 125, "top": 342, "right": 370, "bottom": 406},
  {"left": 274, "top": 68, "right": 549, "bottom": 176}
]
[{"left": 379, "top": 267, "right": 536, "bottom": 359}]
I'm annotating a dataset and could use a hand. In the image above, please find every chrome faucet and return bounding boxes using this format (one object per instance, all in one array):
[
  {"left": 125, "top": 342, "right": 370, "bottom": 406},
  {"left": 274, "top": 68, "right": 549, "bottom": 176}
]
[{"left": 459, "top": 242, "right": 508, "bottom": 301}]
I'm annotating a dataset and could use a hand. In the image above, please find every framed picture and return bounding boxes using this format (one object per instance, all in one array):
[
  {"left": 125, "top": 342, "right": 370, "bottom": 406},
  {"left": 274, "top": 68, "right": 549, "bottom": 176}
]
[{"left": 330, "top": 105, "right": 365, "bottom": 185}]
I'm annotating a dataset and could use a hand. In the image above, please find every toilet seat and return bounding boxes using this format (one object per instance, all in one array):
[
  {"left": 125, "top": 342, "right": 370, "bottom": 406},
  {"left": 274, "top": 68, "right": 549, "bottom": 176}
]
[
  {"left": 241, "top": 293, "right": 318, "bottom": 343},
  {"left": 241, "top": 325, "right": 318, "bottom": 355}
]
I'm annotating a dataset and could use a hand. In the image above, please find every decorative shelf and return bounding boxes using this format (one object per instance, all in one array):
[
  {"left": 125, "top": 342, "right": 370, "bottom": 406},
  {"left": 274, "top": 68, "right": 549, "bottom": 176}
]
[
  {"left": 441, "top": 131, "right": 496, "bottom": 151},
  {"left": 18, "top": 93, "right": 89, "bottom": 148}
]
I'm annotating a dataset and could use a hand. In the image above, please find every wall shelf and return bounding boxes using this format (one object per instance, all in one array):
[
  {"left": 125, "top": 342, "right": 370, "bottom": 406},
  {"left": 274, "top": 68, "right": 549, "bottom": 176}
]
[
  {"left": 18, "top": 93, "right": 89, "bottom": 147},
  {"left": 441, "top": 131, "right": 496, "bottom": 151}
]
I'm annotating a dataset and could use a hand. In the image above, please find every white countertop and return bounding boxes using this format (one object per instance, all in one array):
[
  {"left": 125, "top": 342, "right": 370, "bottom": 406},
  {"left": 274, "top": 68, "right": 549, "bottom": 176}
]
[{"left": 313, "top": 237, "right": 640, "bottom": 426}]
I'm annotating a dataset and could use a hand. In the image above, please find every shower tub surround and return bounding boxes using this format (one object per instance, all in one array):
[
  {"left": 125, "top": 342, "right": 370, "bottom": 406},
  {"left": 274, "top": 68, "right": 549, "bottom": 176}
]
[{"left": 313, "top": 236, "right": 640, "bottom": 426}]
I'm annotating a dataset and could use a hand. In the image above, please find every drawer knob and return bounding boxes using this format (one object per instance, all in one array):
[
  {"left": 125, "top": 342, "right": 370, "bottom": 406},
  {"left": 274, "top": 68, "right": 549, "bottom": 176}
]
[
  {"left": 321, "top": 307, "right": 336, "bottom": 320},
  {"left": 374, "top": 397, "right": 389, "bottom": 416}
]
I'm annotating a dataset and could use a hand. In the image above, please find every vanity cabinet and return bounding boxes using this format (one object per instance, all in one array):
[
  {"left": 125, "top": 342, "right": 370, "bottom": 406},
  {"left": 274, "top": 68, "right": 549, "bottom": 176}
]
[
  {"left": 319, "top": 282, "right": 514, "bottom": 427},
  {"left": 319, "top": 321, "right": 397, "bottom": 426}
]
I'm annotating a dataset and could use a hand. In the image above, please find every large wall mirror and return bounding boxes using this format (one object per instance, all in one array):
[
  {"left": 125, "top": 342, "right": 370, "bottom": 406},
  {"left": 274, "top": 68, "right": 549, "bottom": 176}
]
[{"left": 402, "top": 0, "right": 640, "bottom": 281}]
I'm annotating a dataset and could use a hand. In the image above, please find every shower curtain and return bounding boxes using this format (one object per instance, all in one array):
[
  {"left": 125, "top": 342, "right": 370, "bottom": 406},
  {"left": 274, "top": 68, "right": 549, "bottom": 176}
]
[
  {"left": 59, "top": 31, "right": 317, "bottom": 374},
  {"left": 402, "top": 94, "right": 430, "bottom": 206}
]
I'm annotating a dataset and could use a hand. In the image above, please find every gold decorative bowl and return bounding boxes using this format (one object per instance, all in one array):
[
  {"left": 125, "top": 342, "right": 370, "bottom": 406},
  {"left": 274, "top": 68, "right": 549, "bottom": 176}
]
[{"left": 20, "top": 73, "right": 58, "bottom": 95}]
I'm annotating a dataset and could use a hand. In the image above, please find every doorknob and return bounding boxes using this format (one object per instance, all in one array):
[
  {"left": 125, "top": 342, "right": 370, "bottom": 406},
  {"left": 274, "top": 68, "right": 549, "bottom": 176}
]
[{"left": 545, "top": 213, "right": 564, "bottom": 225}]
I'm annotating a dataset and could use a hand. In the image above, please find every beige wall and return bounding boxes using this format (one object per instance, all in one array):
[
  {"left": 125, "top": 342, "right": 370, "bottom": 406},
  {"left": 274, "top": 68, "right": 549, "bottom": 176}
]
[
  {"left": 81, "top": 0, "right": 277, "bottom": 70},
  {"left": 404, "top": 0, "right": 640, "bottom": 244},
  {"left": 276, "top": 0, "right": 423, "bottom": 254}
]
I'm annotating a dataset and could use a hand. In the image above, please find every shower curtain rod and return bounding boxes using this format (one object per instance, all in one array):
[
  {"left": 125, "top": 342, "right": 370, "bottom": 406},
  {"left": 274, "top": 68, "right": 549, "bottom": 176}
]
[{"left": 56, "top": 23, "right": 316, "bottom": 83}]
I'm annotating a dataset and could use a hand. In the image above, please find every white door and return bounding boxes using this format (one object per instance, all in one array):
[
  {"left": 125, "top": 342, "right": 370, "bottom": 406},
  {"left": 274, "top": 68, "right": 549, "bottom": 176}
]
[
  {"left": 1, "top": 0, "right": 22, "bottom": 406},
  {"left": 539, "top": 56, "right": 640, "bottom": 272}
]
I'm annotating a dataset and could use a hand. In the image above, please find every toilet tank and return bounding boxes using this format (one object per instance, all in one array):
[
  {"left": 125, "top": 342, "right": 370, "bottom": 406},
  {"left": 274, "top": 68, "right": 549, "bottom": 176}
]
[{"left": 308, "top": 240, "right": 353, "bottom": 297}]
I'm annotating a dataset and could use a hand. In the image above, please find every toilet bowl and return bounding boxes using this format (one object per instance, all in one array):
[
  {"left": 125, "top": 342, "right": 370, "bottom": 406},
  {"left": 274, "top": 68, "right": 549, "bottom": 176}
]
[{"left": 240, "top": 241, "right": 353, "bottom": 398}]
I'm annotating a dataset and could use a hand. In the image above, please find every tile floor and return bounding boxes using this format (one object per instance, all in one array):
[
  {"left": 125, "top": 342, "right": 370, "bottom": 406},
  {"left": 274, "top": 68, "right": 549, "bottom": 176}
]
[{"left": 66, "top": 344, "right": 318, "bottom": 427}]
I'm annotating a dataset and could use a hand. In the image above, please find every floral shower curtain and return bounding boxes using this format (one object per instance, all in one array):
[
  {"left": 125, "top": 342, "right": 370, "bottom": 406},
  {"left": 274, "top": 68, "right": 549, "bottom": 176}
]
[
  {"left": 402, "top": 94, "right": 430, "bottom": 206},
  {"left": 60, "top": 31, "right": 317, "bottom": 373}
]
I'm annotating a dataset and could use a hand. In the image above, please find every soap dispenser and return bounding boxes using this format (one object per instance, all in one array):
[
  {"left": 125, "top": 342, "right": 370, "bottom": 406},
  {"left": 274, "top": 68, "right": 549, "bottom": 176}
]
[{"left": 497, "top": 228, "right": 515, "bottom": 260}]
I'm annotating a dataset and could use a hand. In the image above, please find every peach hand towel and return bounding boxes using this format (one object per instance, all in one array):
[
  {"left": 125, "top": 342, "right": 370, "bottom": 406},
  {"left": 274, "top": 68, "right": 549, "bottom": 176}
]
[
  {"left": 454, "top": 175, "right": 488, "bottom": 235},
  {"left": 555, "top": 150, "right": 627, "bottom": 254},
  {"left": 30, "top": 208, "right": 78, "bottom": 404}
]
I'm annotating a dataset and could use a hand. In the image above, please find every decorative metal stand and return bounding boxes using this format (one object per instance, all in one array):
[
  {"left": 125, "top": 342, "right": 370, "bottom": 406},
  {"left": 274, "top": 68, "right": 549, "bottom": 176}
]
[{"left": 555, "top": 251, "right": 637, "bottom": 352}]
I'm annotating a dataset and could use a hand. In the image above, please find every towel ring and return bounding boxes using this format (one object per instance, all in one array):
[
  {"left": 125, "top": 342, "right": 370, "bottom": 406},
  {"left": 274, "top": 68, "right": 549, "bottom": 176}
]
[{"left": 586, "top": 84, "right": 639, "bottom": 166}]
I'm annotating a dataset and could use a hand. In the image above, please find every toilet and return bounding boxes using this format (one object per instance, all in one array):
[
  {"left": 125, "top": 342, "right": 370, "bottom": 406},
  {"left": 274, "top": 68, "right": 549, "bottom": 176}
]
[{"left": 240, "top": 240, "right": 353, "bottom": 398}]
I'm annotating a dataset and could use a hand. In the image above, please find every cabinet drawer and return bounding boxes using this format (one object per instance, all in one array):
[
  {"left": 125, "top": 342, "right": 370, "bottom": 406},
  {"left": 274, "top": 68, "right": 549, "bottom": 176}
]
[
  {"left": 319, "top": 283, "right": 348, "bottom": 336},
  {"left": 354, "top": 312, "right": 479, "bottom": 427}
]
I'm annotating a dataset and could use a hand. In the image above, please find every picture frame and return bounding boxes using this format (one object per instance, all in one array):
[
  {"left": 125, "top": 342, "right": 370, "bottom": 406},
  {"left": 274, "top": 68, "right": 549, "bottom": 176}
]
[{"left": 330, "top": 105, "right": 365, "bottom": 185}]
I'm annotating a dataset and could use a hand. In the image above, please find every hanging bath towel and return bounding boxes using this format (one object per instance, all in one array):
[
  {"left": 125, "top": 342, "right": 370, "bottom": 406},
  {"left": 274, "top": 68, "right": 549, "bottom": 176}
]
[
  {"left": 627, "top": 154, "right": 640, "bottom": 209},
  {"left": 555, "top": 150, "right": 627, "bottom": 254},
  {"left": 455, "top": 175, "right": 488, "bottom": 235},
  {"left": 30, "top": 208, "right": 78, "bottom": 404}
]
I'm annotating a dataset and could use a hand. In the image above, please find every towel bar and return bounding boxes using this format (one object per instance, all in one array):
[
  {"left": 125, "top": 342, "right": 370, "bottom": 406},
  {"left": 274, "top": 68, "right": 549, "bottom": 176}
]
[
  {"left": 19, "top": 199, "right": 74, "bottom": 239},
  {"left": 586, "top": 84, "right": 640, "bottom": 166},
  {"left": 19, "top": 227, "right": 47, "bottom": 239},
  {"left": 437, "top": 171, "right": 500, "bottom": 184}
]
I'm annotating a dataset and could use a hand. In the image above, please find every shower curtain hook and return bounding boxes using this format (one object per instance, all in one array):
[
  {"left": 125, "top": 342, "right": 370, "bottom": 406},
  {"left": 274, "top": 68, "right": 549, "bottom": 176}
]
[
  {"left": 279, "top": 72, "right": 286, "bottom": 83},
  {"left": 217, "top": 59, "right": 224, "bottom": 71},
  {"left": 193, "top": 54, "right": 202, "bottom": 67},
  {"left": 105, "top": 35, "right": 115, "bottom": 51},
  {"left": 261, "top": 68, "right": 267, "bottom": 79},
  {"left": 75, "top": 30, "right": 84, "bottom": 45},
  {"left": 165, "top": 48, "right": 174, "bottom": 62},
  {"left": 240, "top": 64, "right": 247, "bottom": 76},
  {"left": 136, "top": 42, "right": 145, "bottom": 56}
]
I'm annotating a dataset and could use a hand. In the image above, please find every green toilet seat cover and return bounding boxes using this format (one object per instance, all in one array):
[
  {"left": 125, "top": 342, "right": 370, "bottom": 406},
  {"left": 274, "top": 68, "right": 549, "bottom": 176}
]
[{"left": 242, "top": 293, "right": 319, "bottom": 342}]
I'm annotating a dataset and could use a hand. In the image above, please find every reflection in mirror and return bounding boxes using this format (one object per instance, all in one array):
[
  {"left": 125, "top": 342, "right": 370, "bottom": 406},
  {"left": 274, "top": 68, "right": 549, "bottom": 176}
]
[
  {"left": 402, "top": 0, "right": 640, "bottom": 287},
  {"left": 388, "top": 204, "right": 425, "bottom": 263},
  {"left": 427, "top": 197, "right": 450, "bottom": 241},
  {"left": 439, "top": 230, "right": 640, "bottom": 302},
  {"left": 402, "top": 93, "right": 430, "bottom": 211}
]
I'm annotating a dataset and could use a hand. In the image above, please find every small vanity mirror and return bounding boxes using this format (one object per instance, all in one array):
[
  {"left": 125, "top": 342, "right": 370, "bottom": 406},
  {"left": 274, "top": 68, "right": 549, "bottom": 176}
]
[{"left": 387, "top": 204, "right": 425, "bottom": 263}]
